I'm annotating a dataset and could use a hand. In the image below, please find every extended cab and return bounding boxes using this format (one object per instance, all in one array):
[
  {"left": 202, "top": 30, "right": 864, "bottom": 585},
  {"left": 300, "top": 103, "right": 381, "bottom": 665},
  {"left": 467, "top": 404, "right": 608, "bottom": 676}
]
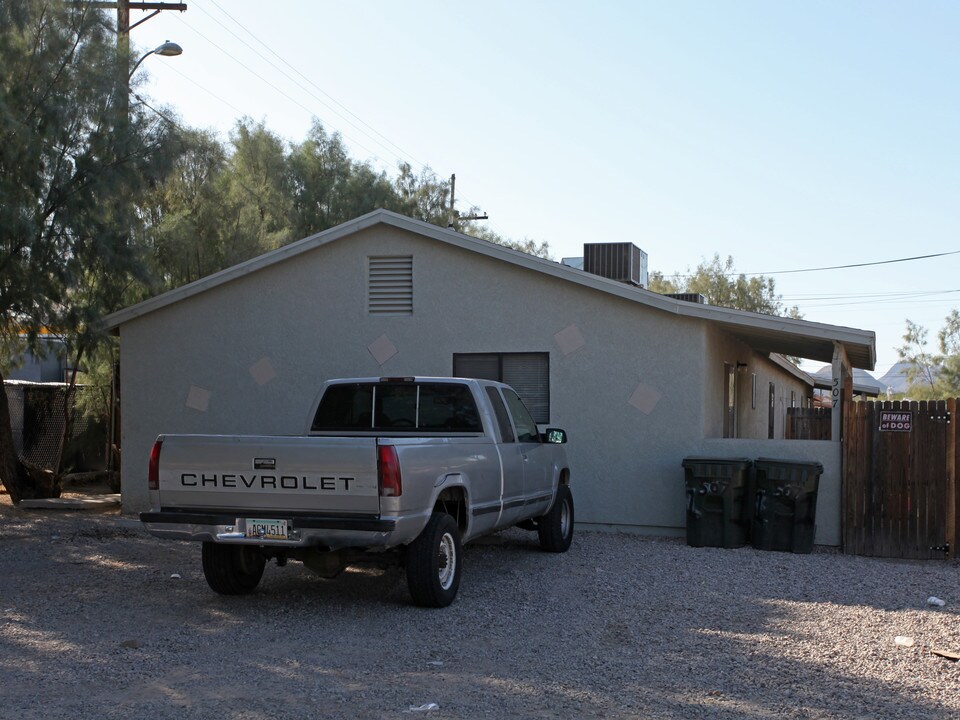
[{"left": 140, "top": 377, "right": 573, "bottom": 607}]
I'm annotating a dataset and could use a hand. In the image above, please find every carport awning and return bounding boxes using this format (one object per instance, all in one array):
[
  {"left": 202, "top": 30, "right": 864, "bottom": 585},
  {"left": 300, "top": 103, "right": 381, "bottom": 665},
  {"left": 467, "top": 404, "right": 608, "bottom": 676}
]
[
  {"left": 714, "top": 317, "right": 875, "bottom": 369},
  {"left": 645, "top": 292, "right": 876, "bottom": 369}
]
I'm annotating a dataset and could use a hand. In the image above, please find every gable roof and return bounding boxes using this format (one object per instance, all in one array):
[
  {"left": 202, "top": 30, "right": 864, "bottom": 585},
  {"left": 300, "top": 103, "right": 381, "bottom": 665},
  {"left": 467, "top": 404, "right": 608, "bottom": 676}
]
[{"left": 103, "top": 209, "right": 876, "bottom": 369}]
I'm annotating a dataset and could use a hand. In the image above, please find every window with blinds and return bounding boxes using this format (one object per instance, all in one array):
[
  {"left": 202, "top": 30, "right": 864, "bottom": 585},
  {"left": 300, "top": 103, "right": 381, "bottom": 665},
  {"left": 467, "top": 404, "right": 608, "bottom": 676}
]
[
  {"left": 452, "top": 352, "right": 550, "bottom": 423},
  {"left": 368, "top": 256, "right": 413, "bottom": 315}
]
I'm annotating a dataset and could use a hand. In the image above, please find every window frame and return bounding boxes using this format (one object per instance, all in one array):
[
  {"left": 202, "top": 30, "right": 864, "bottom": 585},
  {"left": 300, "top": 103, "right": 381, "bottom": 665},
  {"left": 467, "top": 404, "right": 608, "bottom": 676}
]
[{"left": 452, "top": 352, "right": 550, "bottom": 424}]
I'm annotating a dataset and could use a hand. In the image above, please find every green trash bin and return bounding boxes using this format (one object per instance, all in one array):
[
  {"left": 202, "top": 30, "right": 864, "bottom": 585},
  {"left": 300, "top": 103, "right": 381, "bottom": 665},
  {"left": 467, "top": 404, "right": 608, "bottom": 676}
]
[
  {"left": 751, "top": 458, "right": 823, "bottom": 554},
  {"left": 682, "top": 457, "right": 753, "bottom": 548}
]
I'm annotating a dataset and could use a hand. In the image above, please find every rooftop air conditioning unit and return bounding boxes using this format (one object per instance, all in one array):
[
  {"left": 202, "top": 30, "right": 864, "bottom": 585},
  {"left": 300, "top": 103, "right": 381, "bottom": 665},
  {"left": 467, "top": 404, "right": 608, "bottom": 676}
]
[
  {"left": 665, "top": 293, "right": 707, "bottom": 304},
  {"left": 582, "top": 242, "right": 648, "bottom": 288}
]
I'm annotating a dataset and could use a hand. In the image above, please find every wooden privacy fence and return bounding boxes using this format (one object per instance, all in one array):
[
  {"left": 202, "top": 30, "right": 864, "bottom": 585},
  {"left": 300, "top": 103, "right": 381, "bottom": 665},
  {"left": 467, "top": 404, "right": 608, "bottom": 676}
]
[
  {"left": 843, "top": 399, "right": 957, "bottom": 559},
  {"left": 786, "top": 407, "right": 832, "bottom": 440}
]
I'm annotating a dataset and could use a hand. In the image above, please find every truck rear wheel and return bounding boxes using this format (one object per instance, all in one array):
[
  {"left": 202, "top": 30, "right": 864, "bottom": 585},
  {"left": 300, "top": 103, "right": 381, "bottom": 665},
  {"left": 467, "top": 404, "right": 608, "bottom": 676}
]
[
  {"left": 406, "top": 513, "right": 462, "bottom": 608},
  {"left": 202, "top": 542, "right": 266, "bottom": 595},
  {"left": 537, "top": 485, "right": 574, "bottom": 553}
]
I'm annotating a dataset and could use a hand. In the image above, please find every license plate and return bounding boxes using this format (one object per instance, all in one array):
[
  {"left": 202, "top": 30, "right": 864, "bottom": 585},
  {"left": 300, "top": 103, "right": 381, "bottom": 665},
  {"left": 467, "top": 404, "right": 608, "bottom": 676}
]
[{"left": 244, "top": 518, "right": 288, "bottom": 540}]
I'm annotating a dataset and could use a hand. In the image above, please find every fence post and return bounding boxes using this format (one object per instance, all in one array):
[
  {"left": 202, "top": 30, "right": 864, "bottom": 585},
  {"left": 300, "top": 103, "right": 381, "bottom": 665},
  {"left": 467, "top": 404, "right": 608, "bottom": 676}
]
[{"left": 949, "top": 398, "right": 958, "bottom": 558}]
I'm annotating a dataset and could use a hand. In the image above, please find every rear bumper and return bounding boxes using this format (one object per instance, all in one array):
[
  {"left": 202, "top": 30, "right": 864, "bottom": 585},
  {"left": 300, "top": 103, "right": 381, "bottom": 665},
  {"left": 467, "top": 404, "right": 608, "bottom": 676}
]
[{"left": 140, "top": 508, "right": 398, "bottom": 550}]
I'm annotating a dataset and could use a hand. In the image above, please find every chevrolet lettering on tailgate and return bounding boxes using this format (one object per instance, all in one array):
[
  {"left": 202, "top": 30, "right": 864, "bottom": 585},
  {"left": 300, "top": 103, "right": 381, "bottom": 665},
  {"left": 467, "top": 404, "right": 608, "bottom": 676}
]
[{"left": 178, "top": 473, "right": 359, "bottom": 491}]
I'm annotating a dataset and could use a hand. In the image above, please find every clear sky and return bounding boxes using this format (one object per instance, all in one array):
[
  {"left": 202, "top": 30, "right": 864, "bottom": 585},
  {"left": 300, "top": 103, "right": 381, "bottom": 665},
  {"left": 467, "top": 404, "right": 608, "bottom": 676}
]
[{"left": 131, "top": 0, "right": 959, "bottom": 379}]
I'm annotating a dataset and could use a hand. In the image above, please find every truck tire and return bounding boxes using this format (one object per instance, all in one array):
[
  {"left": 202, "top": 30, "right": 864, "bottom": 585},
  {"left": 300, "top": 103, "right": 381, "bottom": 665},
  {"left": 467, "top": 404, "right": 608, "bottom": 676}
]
[
  {"left": 201, "top": 542, "right": 266, "bottom": 595},
  {"left": 537, "top": 484, "right": 574, "bottom": 553},
  {"left": 406, "top": 513, "right": 462, "bottom": 608}
]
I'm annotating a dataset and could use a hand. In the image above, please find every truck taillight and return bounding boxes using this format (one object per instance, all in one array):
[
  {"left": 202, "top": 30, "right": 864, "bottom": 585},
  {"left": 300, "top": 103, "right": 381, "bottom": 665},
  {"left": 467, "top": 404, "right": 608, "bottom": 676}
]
[
  {"left": 378, "top": 444, "right": 402, "bottom": 497},
  {"left": 148, "top": 438, "right": 163, "bottom": 490}
]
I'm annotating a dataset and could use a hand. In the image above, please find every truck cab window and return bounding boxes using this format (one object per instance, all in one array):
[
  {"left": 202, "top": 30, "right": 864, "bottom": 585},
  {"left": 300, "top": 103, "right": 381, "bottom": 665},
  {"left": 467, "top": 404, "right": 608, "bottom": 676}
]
[
  {"left": 313, "top": 382, "right": 482, "bottom": 432},
  {"left": 502, "top": 388, "right": 540, "bottom": 443}
]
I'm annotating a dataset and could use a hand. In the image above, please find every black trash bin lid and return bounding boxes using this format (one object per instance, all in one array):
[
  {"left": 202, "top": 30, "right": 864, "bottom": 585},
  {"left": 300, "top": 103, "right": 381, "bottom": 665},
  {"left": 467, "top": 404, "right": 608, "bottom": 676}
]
[
  {"left": 681, "top": 456, "right": 753, "bottom": 468},
  {"left": 755, "top": 457, "right": 824, "bottom": 473}
]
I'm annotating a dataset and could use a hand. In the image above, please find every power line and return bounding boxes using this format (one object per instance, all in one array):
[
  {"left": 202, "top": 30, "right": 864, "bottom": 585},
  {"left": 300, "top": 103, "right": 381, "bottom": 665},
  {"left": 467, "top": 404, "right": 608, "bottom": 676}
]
[
  {"left": 131, "top": 91, "right": 273, "bottom": 207},
  {"left": 169, "top": 1, "right": 496, "bottom": 230},
  {"left": 784, "top": 289, "right": 958, "bottom": 300},
  {"left": 169, "top": 12, "right": 393, "bottom": 171},
  {"left": 198, "top": 0, "right": 426, "bottom": 171},
  {"left": 144, "top": 64, "right": 515, "bottom": 243},
  {"left": 750, "top": 250, "right": 960, "bottom": 276},
  {"left": 187, "top": 1, "right": 416, "bottom": 171},
  {"left": 795, "top": 295, "right": 960, "bottom": 309},
  {"left": 152, "top": 62, "right": 246, "bottom": 116},
  {"left": 782, "top": 289, "right": 960, "bottom": 304},
  {"left": 670, "top": 249, "right": 960, "bottom": 279}
]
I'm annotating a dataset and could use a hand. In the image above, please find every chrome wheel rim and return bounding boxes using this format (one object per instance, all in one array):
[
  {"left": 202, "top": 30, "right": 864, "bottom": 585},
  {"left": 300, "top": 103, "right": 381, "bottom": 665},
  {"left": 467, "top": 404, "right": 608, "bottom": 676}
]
[
  {"left": 560, "top": 499, "right": 571, "bottom": 538},
  {"left": 437, "top": 532, "right": 457, "bottom": 590}
]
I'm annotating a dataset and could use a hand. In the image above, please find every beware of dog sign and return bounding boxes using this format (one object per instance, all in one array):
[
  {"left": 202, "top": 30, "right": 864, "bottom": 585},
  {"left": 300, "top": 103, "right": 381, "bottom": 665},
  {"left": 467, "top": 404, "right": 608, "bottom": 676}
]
[{"left": 879, "top": 410, "right": 912, "bottom": 432}]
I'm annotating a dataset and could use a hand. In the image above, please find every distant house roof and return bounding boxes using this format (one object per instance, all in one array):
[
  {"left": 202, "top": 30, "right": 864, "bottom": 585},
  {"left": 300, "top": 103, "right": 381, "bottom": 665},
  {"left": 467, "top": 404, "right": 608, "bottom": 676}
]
[
  {"left": 103, "top": 210, "right": 877, "bottom": 369},
  {"left": 811, "top": 378, "right": 882, "bottom": 398},
  {"left": 811, "top": 366, "right": 883, "bottom": 397}
]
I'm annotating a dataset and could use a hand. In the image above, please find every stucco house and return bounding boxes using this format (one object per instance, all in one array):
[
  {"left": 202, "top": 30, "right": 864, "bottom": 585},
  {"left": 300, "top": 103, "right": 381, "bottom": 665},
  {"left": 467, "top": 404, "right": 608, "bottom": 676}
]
[{"left": 104, "top": 210, "right": 875, "bottom": 544}]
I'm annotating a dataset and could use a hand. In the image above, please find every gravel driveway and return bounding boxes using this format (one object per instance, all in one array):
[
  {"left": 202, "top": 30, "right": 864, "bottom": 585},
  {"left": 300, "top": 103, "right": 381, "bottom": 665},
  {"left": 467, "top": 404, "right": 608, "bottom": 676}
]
[{"left": 2, "top": 496, "right": 959, "bottom": 720}]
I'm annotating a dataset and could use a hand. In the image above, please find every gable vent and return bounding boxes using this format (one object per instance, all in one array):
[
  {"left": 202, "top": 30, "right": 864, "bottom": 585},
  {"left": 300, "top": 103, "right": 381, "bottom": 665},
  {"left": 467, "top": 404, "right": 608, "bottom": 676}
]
[{"left": 369, "top": 256, "right": 413, "bottom": 315}]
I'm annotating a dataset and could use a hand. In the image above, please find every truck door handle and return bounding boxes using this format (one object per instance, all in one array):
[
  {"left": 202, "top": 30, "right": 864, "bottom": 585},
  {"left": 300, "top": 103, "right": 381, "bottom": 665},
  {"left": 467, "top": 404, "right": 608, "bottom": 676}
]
[{"left": 254, "top": 458, "right": 276, "bottom": 470}]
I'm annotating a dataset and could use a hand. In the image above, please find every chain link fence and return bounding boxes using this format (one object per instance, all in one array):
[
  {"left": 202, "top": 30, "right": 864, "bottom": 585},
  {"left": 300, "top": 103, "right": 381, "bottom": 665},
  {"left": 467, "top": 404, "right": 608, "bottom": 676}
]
[{"left": 5, "top": 382, "right": 108, "bottom": 473}]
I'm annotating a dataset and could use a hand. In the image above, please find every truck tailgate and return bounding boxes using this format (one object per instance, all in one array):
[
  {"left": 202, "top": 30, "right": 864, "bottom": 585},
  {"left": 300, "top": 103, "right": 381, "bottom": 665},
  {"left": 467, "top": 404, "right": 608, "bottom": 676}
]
[{"left": 157, "top": 435, "right": 380, "bottom": 515}]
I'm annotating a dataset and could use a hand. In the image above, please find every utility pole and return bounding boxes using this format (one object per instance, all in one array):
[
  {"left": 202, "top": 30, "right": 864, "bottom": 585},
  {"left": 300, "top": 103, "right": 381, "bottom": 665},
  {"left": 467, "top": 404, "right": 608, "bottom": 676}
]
[
  {"left": 80, "top": 1, "right": 186, "bottom": 482},
  {"left": 448, "top": 173, "right": 456, "bottom": 228},
  {"left": 86, "top": 0, "right": 187, "bottom": 28},
  {"left": 447, "top": 173, "right": 489, "bottom": 231},
  {"left": 117, "top": 0, "right": 130, "bottom": 120}
]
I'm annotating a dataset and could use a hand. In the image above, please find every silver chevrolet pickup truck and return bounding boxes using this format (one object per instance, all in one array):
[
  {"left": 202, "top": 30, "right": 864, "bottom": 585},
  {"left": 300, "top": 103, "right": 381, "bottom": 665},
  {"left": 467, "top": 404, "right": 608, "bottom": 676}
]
[{"left": 140, "top": 376, "right": 573, "bottom": 607}]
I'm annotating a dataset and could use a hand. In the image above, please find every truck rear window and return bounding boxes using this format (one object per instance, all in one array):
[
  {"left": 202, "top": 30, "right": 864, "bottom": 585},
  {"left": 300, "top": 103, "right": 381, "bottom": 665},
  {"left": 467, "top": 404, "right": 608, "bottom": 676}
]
[{"left": 312, "top": 382, "right": 483, "bottom": 432}]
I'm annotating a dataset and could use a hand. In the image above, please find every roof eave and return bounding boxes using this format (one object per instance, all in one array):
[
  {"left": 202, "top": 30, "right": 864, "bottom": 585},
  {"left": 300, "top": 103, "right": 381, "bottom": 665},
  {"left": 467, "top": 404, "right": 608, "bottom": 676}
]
[{"left": 102, "top": 210, "right": 877, "bottom": 370}]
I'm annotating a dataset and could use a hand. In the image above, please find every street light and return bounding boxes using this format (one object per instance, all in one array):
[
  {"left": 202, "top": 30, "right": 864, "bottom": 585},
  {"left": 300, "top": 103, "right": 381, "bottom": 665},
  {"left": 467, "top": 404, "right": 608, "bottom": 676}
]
[{"left": 128, "top": 40, "right": 182, "bottom": 80}]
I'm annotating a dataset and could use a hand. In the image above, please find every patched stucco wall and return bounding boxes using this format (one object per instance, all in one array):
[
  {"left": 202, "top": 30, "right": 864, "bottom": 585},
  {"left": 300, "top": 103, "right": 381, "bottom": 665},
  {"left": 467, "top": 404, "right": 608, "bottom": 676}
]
[{"left": 117, "top": 223, "right": 830, "bottom": 539}]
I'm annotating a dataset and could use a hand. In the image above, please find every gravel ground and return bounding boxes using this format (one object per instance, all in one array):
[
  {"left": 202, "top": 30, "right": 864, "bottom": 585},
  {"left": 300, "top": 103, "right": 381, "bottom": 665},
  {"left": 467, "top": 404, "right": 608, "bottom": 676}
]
[{"left": 2, "top": 493, "right": 959, "bottom": 720}]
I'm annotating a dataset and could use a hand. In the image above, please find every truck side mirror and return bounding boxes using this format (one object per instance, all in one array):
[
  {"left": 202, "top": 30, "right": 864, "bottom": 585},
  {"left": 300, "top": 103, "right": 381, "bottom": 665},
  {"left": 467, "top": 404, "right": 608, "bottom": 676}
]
[{"left": 544, "top": 428, "right": 567, "bottom": 444}]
